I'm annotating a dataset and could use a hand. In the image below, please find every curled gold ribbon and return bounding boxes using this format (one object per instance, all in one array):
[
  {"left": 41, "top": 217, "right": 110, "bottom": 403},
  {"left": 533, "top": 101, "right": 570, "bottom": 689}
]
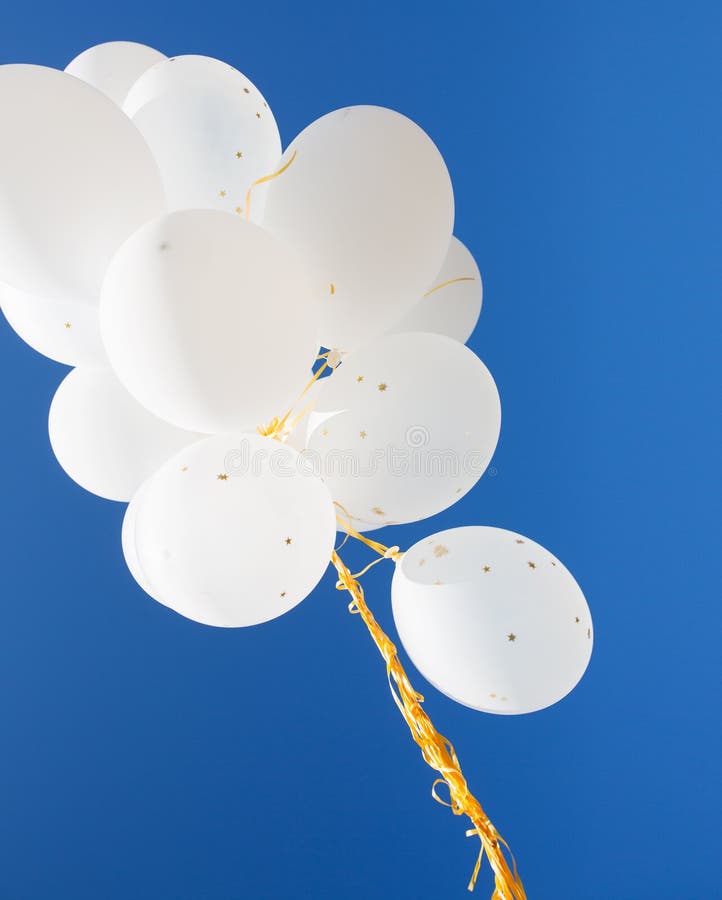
[
  {"left": 244, "top": 149, "right": 298, "bottom": 220},
  {"left": 331, "top": 508, "right": 527, "bottom": 898},
  {"left": 423, "top": 276, "right": 476, "bottom": 298}
]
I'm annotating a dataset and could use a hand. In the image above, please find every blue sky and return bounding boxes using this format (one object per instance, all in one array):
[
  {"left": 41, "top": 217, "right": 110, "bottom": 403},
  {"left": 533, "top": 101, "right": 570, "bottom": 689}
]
[{"left": 1, "top": 2, "right": 720, "bottom": 897}]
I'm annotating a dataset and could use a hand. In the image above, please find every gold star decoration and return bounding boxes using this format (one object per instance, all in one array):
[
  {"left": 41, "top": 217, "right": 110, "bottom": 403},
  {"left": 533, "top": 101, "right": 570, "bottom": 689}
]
[
  {"left": 372, "top": 506, "right": 385, "bottom": 516},
  {"left": 243, "top": 87, "right": 250, "bottom": 94},
  {"left": 64, "top": 322, "right": 71, "bottom": 329},
  {"left": 236, "top": 151, "right": 243, "bottom": 158},
  {"left": 551, "top": 561, "right": 557, "bottom": 566},
  {"left": 181, "top": 466, "right": 189, "bottom": 472},
  {"left": 456, "top": 487, "right": 462, "bottom": 493},
  {"left": 285, "top": 537, "right": 292, "bottom": 545},
  {"left": 434, "top": 579, "right": 442, "bottom": 586},
  {"left": 587, "top": 628, "right": 591, "bottom": 639},
  {"left": 575, "top": 616, "right": 580, "bottom": 623},
  {"left": 329, "top": 283, "right": 336, "bottom": 295},
  {"left": 219, "top": 190, "right": 227, "bottom": 197},
  {"left": 433, "top": 544, "right": 449, "bottom": 558},
  {"left": 489, "top": 693, "right": 497, "bottom": 699},
  {"left": 483, "top": 566, "right": 491, "bottom": 573},
  {"left": 359, "top": 430, "right": 367, "bottom": 439},
  {"left": 235, "top": 206, "right": 243, "bottom": 215},
  {"left": 508, "top": 633, "right": 516, "bottom": 642},
  {"left": 515, "top": 539, "right": 525, "bottom": 544},
  {"left": 418, "top": 559, "right": 426, "bottom": 566},
  {"left": 527, "top": 561, "right": 536, "bottom": 569},
  {"left": 377, "top": 383, "right": 388, "bottom": 392},
  {"left": 321, "top": 428, "right": 329, "bottom": 437},
  {"left": 256, "top": 112, "right": 261, "bottom": 119},
  {"left": 356, "top": 375, "right": 364, "bottom": 383},
  {"left": 217, "top": 473, "right": 228, "bottom": 481},
  {"left": 280, "top": 591, "right": 286, "bottom": 598}
]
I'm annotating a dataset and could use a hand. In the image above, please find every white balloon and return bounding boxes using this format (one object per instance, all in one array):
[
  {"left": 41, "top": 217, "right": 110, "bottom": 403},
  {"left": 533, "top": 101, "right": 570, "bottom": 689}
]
[
  {"left": 1, "top": 281, "right": 105, "bottom": 367},
  {"left": 0, "top": 65, "right": 165, "bottom": 303},
  {"left": 100, "top": 209, "right": 320, "bottom": 434},
  {"left": 390, "top": 237, "right": 482, "bottom": 344},
  {"left": 65, "top": 41, "right": 166, "bottom": 106},
  {"left": 306, "top": 332, "right": 500, "bottom": 531},
  {"left": 262, "top": 106, "right": 454, "bottom": 351},
  {"left": 124, "top": 55, "right": 281, "bottom": 219},
  {"left": 392, "top": 526, "right": 593, "bottom": 715},
  {"left": 49, "top": 368, "right": 199, "bottom": 502},
  {"left": 123, "top": 433, "right": 336, "bottom": 627}
]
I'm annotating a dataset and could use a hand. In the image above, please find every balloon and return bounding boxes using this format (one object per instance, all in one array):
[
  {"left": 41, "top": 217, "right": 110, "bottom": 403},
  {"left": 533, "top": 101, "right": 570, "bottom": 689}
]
[
  {"left": 392, "top": 526, "right": 593, "bottom": 715},
  {"left": 123, "top": 55, "right": 281, "bottom": 219},
  {"left": 1, "top": 281, "right": 105, "bottom": 367},
  {"left": 65, "top": 41, "right": 166, "bottom": 106},
  {"left": 389, "top": 237, "right": 483, "bottom": 344},
  {"left": 122, "top": 433, "right": 336, "bottom": 627},
  {"left": 100, "top": 209, "right": 320, "bottom": 434},
  {"left": 262, "top": 105, "right": 454, "bottom": 351},
  {"left": 0, "top": 65, "right": 165, "bottom": 303},
  {"left": 306, "top": 332, "right": 500, "bottom": 531},
  {"left": 49, "top": 368, "right": 199, "bottom": 502}
]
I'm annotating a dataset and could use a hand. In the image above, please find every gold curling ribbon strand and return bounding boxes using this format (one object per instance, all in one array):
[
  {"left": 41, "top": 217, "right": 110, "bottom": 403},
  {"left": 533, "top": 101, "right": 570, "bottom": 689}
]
[
  {"left": 244, "top": 149, "right": 298, "bottom": 220},
  {"left": 423, "top": 276, "right": 476, "bottom": 298},
  {"left": 330, "top": 545, "right": 526, "bottom": 899},
  {"left": 257, "top": 359, "right": 328, "bottom": 441}
]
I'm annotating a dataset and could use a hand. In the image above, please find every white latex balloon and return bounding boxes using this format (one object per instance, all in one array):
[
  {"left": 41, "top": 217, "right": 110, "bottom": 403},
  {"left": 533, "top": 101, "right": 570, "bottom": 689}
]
[
  {"left": 49, "top": 368, "right": 199, "bottom": 502},
  {"left": 100, "top": 209, "right": 320, "bottom": 434},
  {"left": 0, "top": 65, "right": 165, "bottom": 303},
  {"left": 123, "top": 433, "right": 336, "bottom": 627},
  {"left": 306, "top": 332, "right": 500, "bottom": 531},
  {"left": 392, "top": 526, "right": 593, "bottom": 715},
  {"left": 65, "top": 41, "right": 166, "bottom": 106},
  {"left": 1, "top": 282, "right": 105, "bottom": 367},
  {"left": 262, "top": 106, "right": 454, "bottom": 350},
  {"left": 390, "top": 237, "right": 483, "bottom": 344},
  {"left": 124, "top": 55, "right": 281, "bottom": 219}
]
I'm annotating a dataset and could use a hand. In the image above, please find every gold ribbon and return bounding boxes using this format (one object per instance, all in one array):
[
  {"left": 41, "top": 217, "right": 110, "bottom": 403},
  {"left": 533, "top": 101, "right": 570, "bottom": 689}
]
[
  {"left": 423, "top": 276, "right": 476, "bottom": 298},
  {"left": 331, "top": 508, "right": 526, "bottom": 897},
  {"left": 244, "top": 149, "right": 298, "bottom": 220}
]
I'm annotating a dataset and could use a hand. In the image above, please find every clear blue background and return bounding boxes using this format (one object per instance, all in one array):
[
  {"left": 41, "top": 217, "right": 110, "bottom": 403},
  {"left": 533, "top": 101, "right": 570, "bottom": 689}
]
[{"left": 1, "top": 2, "right": 720, "bottom": 897}]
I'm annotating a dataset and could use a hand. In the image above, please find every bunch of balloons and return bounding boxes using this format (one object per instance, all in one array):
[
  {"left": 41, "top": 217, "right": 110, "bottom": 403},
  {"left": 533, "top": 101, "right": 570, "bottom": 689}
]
[{"left": 1, "top": 40, "right": 593, "bottom": 892}]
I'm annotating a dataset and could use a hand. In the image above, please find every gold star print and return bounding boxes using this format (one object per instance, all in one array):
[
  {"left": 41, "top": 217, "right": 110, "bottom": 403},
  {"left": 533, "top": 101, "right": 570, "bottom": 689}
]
[
  {"left": 285, "top": 537, "right": 292, "bottom": 545},
  {"left": 280, "top": 591, "right": 286, "bottom": 598},
  {"left": 217, "top": 474, "right": 228, "bottom": 481},
  {"left": 329, "top": 283, "right": 336, "bottom": 295},
  {"left": 515, "top": 539, "right": 525, "bottom": 544},
  {"left": 243, "top": 87, "right": 250, "bottom": 94},
  {"left": 181, "top": 466, "right": 189, "bottom": 472},
  {"left": 433, "top": 544, "right": 448, "bottom": 558},
  {"left": 587, "top": 628, "right": 591, "bottom": 639},
  {"left": 418, "top": 559, "right": 426, "bottom": 566},
  {"left": 489, "top": 693, "right": 497, "bottom": 699},
  {"left": 236, "top": 151, "right": 243, "bottom": 158},
  {"left": 508, "top": 633, "right": 516, "bottom": 642},
  {"left": 356, "top": 376, "right": 364, "bottom": 383},
  {"left": 235, "top": 207, "right": 243, "bottom": 215},
  {"left": 377, "top": 383, "right": 388, "bottom": 392},
  {"left": 322, "top": 428, "right": 329, "bottom": 437},
  {"left": 256, "top": 112, "right": 261, "bottom": 119},
  {"left": 575, "top": 617, "right": 580, "bottom": 623},
  {"left": 551, "top": 561, "right": 557, "bottom": 566},
  {"left": 372, "top": 506, "right": 385, "bottom": 516},
  {"left": 456, "top": 487, "right": 462, "bottom": 493},
  {"left": 527, "top": 561, "right": 536, "bottom": 569},
  {"left": 219, "top": 190, "right": 227, "bottom": 197},
  {"left": 360, "top": 430, "right": 367, "bottom": 439},
  {"left": 64, "top": 322, "right": 71, "bottom": 329},
  {"left": 483, "top": 566, "right": 491, "bottom": 573},
  {"left": 434, "top": 579, "right": 442, "bottom": 586}
]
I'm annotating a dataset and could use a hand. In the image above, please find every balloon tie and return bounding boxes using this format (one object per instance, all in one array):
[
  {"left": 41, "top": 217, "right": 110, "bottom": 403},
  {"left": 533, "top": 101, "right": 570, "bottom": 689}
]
[
  {"left": 256, "top": 359, "right": 328, "bottom": 441},
  {"left": 331, "top": 504, "right": 526, "bottom": 898}
]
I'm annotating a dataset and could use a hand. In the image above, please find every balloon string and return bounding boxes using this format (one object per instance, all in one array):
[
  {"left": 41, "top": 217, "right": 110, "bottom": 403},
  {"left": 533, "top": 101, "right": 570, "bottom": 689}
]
[
  {"left": 332, "top": 506, "right": 526, "bottom": 898},
  {"left": 423, "top": 276, "right": 476, "bottom": 298},
  {"left": 257, "top": 358, "right": 328, "bottom": 441},
  {"left": 244, "top": 149, "right": 298, "bottom": 220}
]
